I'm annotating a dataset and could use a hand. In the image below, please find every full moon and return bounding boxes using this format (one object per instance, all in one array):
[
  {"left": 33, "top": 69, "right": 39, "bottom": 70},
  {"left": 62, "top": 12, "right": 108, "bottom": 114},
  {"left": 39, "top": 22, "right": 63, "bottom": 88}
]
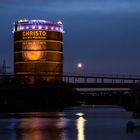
[{"left": 77, "top": 63, "right": 83, "bottom": 68}]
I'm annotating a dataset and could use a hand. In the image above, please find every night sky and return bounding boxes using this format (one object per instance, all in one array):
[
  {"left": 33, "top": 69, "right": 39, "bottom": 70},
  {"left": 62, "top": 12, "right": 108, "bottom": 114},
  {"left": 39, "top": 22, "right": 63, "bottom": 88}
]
[{"left": 1, "top": 0, "right": 140, "bottom": 75}]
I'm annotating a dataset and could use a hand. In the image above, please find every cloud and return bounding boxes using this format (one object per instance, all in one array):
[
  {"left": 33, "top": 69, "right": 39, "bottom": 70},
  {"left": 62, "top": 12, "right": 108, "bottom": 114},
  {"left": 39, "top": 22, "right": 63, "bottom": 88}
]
[
  {"left": 47, "top": 0, "right": 140, "bottom": 13},
  {"left": 1, "top": 0, "right": 140, "bottom": 14}
]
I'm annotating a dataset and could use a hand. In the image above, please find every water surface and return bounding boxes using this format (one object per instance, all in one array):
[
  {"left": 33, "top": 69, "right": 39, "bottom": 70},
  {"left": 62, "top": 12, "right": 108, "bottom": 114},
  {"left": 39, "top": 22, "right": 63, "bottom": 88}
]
[{"left": 0, "top": 105, "right": 140, "bottom": 140}]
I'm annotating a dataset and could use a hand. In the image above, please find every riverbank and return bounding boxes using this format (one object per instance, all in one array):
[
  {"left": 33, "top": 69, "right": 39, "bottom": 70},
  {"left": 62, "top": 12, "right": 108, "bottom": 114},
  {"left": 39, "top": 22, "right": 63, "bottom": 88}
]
[
  {"left": 0, "top": 82, "right": 140, "bottom": 117},
  {"left": 0, "top": 84, "right": 80, "bottom": 112}
]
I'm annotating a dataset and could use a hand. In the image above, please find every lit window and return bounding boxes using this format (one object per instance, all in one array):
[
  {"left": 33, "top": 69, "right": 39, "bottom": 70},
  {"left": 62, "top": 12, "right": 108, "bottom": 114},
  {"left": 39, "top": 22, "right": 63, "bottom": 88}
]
[
  {"left": 60, "top": 28, "right": 63, "bottom": 32},
  {"left": 20, "top": 26, "right": 24, "bottom": 30},
  {"left": 32, "top": 26, "right": 36, "bottom": 29},
  {"left": 26, "top": 26, "right": 29, "bottom": 29},
  {"left": 51, "top": 26, "right": 54, "bottom": 30},
  {"left": 56, "top": 27, "right": 59, "bottom": 30},
  {"left": 38, "top": 26, "right": 42, "bottom": 29}
]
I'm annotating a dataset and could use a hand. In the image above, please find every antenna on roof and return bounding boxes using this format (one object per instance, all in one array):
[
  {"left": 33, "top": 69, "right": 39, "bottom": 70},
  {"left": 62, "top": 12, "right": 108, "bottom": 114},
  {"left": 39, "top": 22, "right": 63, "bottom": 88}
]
[
  {"left": 2, "top": 60, "right": 6, "bottom": 74},
  {"left": 1, "top": 60, "right": 11, "bottom": 75}
]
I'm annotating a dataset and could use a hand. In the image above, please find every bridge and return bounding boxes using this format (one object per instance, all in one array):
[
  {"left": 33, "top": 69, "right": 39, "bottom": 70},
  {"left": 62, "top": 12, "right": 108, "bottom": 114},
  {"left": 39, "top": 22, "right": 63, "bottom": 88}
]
[
  {"left": 62, "top": 73, "right": 140, "bottom": 88},
  {"left": 0, "top": 73, "right": 140, "bottom": 89},
  {"left": 0, "top": 73, "right": 140, "bottom": 113}
]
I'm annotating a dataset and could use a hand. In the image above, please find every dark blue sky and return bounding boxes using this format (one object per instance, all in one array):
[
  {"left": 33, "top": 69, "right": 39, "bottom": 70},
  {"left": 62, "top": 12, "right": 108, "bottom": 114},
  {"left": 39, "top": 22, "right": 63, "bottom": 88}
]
[{"left": 1, "top": 0, "right": 140, "bottom": 74}]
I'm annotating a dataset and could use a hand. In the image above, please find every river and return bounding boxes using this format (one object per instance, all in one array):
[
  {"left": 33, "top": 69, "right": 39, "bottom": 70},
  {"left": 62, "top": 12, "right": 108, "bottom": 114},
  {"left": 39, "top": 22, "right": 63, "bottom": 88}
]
[{"left": 0, "top": 105, "right": 140, "bottom": 140}]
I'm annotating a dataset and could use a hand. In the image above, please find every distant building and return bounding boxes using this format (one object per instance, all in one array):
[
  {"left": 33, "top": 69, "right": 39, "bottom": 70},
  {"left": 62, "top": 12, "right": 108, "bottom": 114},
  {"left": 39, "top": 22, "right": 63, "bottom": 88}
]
[{"left": 13, "top": 19, "right": 64, "bottom": 84}]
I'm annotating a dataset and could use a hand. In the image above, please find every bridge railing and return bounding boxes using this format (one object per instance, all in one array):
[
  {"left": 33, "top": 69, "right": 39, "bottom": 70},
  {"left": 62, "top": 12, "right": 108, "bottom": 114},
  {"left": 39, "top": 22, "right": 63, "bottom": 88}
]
[
  {"left": 62, "top": 73, "right": 140, "bottom": 84},
  {"left": 63, "top": 72, "right": 140, "bottom": 79}
]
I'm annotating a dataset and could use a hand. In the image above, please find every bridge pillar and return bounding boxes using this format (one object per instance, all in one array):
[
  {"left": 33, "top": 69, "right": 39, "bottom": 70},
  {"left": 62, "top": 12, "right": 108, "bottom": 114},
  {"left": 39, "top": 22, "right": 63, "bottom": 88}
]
[
  {"left": 94, "top": 78, "right": 97, "bottom": 83},
  {"left": 101, "top": 78, "right": 104, "bottom": 83},
  {"left": 84, "top": 78, "right": 87, "bottom": 83},
  {"left": 131, "top": 87, "right": 140, "bottom": 117}
]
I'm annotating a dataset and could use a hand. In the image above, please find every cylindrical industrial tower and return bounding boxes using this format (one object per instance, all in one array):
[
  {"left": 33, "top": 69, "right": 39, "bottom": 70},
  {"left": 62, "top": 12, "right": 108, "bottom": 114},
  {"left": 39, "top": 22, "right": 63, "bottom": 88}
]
[{"left": 13, "top": 19, "right": 64, "bottom": 84}]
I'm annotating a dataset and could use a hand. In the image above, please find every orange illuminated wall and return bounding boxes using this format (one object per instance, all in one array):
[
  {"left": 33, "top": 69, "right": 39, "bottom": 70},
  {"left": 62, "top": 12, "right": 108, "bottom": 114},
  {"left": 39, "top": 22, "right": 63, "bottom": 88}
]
[{"left": 22, "top": 41, "right": 46, "bottom": 61}]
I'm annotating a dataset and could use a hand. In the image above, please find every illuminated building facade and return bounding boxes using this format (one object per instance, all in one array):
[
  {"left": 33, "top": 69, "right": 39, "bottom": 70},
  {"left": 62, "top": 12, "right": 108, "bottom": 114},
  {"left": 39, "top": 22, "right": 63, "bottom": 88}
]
[{"left": 13, "top": 19, "right": 64, "bottom": 83}]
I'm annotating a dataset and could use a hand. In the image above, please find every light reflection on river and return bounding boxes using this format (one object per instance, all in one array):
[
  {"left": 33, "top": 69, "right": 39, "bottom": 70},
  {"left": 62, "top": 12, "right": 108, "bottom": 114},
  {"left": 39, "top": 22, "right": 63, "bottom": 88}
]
[{"left": 0, "top": 105, "right": 140, "bottom": 140}]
